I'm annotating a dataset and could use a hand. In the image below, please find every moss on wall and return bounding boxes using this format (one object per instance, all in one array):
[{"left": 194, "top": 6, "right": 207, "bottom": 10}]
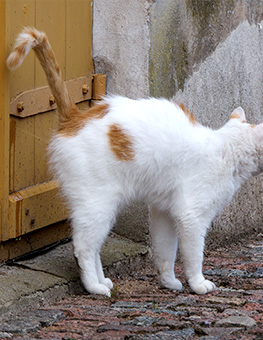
[
  {"left": 186, "top": 0, "right": 238, "bottom": 67},
  {"left": 149, "top": 1, "right": 189, "bottom": 98},
  {"left": 149, "top": 0, "right": 263, "bottom": 99}
]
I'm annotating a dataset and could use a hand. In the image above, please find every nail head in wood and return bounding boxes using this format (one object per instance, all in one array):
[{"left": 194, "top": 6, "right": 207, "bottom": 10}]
[
  {"left": 17, "top": 101, "right": 24, "bottom": 112},
  {"left": 49, "top": 95, "right": 55, "bottom": 106},
  {"left": 82, "top": 84, "right": 89, "bottom": 94}
]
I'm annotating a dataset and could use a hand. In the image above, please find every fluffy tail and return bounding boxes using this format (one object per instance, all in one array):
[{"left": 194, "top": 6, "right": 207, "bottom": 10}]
[{"left": 6, "top": 27, "right": 77, "bottom": 125}]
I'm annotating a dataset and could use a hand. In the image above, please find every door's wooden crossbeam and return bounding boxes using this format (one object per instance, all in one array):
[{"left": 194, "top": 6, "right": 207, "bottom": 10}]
[
  {"left": 9, "top": 73, "right": 106, "bottom": 118},
  {"left": 7, "top": 180, "right": 69, "bottom": 242}
]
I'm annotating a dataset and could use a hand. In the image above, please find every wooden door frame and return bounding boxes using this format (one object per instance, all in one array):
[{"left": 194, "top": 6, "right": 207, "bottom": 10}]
[{"left": 0, "top": 1, "right": 10, "bottom": 242}]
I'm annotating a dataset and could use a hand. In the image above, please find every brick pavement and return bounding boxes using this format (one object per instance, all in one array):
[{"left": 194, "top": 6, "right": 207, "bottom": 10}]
[{"left": 0, "top": 237, "right": 262, "bottom": 340}]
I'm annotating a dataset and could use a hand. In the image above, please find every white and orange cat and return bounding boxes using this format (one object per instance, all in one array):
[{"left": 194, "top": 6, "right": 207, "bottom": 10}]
[{"left": 7, "top": 28, "right": 263, "bottom": 296}]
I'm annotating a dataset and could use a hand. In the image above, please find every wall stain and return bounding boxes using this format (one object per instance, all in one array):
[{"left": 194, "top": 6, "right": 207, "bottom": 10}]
[{"left": 149, "top": 0, "right": 263, "bottom": 98}]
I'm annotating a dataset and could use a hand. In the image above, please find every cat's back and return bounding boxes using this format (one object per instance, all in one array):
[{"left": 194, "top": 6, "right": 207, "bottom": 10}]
[
  {"left": 70, "top": 96, "right": 216, "bottom": 162},
  {"left": 102, "top": 96, "right": 192, "bottom": 127},
  {"left": 88, "top": 96, "right": 200, "bottom": 139},
  {"left": 100, "top": 96, "right": 211, "bottom": 148}
]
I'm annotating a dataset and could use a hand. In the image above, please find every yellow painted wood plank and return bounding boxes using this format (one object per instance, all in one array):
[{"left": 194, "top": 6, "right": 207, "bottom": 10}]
[
  {"left": 35, "top": 0, "right": 66, "bottom": 87},
  {"left": 7, "top": 180, "right": 68, "bottom": 241},
  {"left": 7, "top": 0, "right": 35, "bottom": 98},
  {"left": 66, "top": 0, "right": 94, "bottom": 80},
  {"left": 10, "top": 116, "right": 35, "bottom": 192},
  {"left": 93, "top": 74, "right": 107, "bottom": 99},
  {"left": 7, "top": 0, "right": 36, "bottom": 194},
  {"left": 0, "top": 221, "right": 71, "bottom": 263},
  {"left": 34, "top": 111, "right": 57, "bottom": 184},
  {"left": 34, "top": 0, "right": 66, "bottom": 185},
  {"left": 0, "top": 0, "right": 10, "bottom": 241}
]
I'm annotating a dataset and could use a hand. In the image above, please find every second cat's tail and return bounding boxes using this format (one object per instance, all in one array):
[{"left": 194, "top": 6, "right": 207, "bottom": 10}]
[{"left": 6, "top": 27, "right": 77, "bottom": 125}]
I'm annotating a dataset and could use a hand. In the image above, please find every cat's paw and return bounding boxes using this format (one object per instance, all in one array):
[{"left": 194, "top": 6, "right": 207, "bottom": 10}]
[
  {"left": 84, "top": 282, "right": 111, "bottom": 297},
  {"left": 189, "top": 279, "right": 216, "bottom": 295},
  {"left": 102, "top": 277, "right": 114, "bottom": 290},
  {"left": 160, "top": 275, "right": 183, "bottom": 291}
]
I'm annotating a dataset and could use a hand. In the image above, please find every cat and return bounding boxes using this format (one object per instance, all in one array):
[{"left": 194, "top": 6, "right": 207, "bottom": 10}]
[{"left": 7, "top": 27, "right": 263, "bottom": 297}]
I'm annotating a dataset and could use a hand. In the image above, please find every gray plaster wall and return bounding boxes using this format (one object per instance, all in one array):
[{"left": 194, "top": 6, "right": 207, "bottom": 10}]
[
  {"left": 92, "top": 0, "right": 263, "bottom": 246},
  {"left": 171, "top": 18, "right": 263, "bottom": 246},
  {"left": 93, "top": 0, "right": 152, "bottom": 243},
  {"left": 92, "top": 0, "right": 151, "bottom": 99}
]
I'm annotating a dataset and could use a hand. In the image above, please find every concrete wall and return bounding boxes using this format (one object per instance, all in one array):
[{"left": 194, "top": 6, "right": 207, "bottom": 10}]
[
  {"left": 93, "top": 0, "right": 263, "bottom": 246},
  {"left": 92, "top": 0, "right": 150, "bottom": 99},
  {"left": 93, "top": 0, "right": 151, "bottom": 243}
]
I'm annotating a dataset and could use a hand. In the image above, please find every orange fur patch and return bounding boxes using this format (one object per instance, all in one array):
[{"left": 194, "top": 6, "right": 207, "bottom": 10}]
[
  {"left": 7, "top": 43, "right": 27, "bottom": 69},
  {"left": 59, "top": 102, "right": 109, "bottom": 137},
  {"left": 178, "top": 103, "right": 199, "bottom": 125},
  {"left": 16, "top": 41, "right": 28, "bottom": 55},
  {"left": 108, "top": 124, "right": 135, "bottom": 161},
  {"left": 30, "top": 30, "right": 38, "bottom": 40}
]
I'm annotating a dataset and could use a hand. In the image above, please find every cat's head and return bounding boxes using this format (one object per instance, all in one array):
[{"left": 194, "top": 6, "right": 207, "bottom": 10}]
[{"left": 229, "top": 107, "right": 263, "bottom": 175}]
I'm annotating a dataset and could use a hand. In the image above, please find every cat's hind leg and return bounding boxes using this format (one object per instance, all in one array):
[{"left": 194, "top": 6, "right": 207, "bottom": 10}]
[
  {"left": 150, "top": 207, "right": 183, "bottom": 291},
  {"left": 96, "top": 253, "right": 113, "bottom": 289},
  {"left": 72, "top": 198, "right": 118, "bottom": 296}
]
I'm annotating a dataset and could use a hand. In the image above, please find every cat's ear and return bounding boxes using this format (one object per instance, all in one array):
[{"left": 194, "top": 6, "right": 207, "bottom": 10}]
[{"left": 229, "top": 107, "right": 246, "bottom": 123}]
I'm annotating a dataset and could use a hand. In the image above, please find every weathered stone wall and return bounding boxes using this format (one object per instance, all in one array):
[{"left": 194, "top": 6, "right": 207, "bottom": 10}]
[{"left": 93, "top": 0, "right": 263, "bottom": 246}]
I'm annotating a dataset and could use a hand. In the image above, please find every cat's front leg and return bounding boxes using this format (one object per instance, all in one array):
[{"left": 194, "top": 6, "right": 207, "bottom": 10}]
[
  {"left": 179, "top": 219, "right": 216, "bottom": 295},
  {"left": 150, "top": 208, "right": 183, "bottom": 291}
]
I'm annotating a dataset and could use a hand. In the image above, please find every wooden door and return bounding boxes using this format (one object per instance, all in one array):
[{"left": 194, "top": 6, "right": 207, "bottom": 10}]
[{"left": 0, "top": 0, "right": 106, "bottom": 261}]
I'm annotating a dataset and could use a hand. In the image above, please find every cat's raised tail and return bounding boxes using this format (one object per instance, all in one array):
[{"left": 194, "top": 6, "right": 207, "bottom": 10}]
[{"left": 6, "top": 27, "right": 77, "bottom": 125}]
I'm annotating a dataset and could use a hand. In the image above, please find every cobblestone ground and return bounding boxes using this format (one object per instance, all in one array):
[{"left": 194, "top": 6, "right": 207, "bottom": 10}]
[{"left": 0, "top": 238, "right": 263, "bottom": 340}]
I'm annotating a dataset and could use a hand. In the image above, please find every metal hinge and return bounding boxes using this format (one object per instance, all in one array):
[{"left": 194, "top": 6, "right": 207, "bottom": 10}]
[{"left": 9, "top": 73, "right": 106, "bottom": 118}]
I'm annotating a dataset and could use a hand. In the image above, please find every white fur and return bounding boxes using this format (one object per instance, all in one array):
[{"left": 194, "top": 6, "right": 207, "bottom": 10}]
[{"left": 49, "top": 98, "right": 263, "bottom": 296}]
